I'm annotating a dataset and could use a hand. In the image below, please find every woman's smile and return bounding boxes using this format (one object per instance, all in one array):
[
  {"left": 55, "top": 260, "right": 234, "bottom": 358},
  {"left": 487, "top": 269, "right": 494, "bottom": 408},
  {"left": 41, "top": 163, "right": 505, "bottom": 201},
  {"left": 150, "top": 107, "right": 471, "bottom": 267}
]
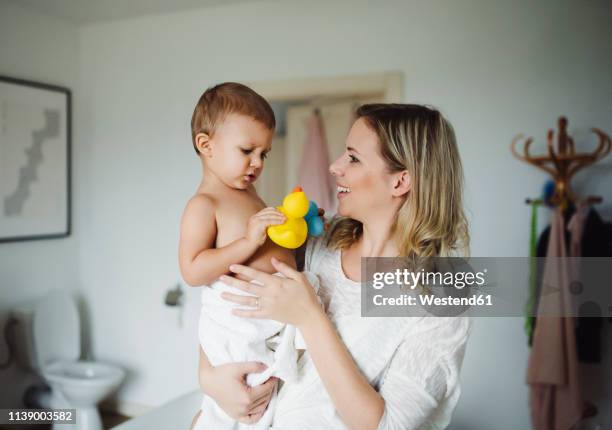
[{"left": 336, "top": 184, "right": 351, "bottom": 199}]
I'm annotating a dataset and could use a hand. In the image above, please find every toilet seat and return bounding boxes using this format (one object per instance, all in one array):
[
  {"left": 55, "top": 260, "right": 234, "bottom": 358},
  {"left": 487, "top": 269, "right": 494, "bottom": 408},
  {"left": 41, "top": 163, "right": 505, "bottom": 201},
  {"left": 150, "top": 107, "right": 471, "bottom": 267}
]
[{"left": 43, "top": 360, "right": 125, "bottom": 388}]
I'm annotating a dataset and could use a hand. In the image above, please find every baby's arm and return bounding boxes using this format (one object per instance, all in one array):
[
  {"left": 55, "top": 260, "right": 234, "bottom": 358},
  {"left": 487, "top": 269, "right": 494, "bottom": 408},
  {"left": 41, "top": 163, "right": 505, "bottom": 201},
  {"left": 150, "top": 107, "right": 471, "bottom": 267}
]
[
  {"left": 179, "top": 195, "right": 253, "bottom": 286},
  {"left": 179, "top": 195, "right": 284, "bottom": 286}
]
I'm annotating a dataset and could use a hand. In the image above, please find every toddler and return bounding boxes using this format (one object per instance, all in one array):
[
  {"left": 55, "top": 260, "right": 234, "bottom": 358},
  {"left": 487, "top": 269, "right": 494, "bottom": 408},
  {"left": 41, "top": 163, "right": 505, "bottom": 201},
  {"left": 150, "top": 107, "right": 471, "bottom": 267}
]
[{"left": 179, "top": 82, "right": 312, "bottom": 430}]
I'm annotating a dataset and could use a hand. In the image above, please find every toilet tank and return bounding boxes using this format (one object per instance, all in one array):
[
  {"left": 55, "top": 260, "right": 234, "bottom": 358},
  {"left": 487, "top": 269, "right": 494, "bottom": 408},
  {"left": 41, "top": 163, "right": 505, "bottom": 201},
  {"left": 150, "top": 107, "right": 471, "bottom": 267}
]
[
  {"left": 10, "top": 291, "right": 81, "bottom": 371},
  {"left": 10, "top": 302, "right": 39, "bottom": 371}
]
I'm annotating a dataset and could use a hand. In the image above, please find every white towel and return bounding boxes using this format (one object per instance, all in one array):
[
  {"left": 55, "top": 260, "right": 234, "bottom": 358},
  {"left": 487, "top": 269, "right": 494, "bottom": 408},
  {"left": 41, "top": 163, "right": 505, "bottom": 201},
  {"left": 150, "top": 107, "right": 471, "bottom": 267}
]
[{"left": 195, "top": 272, "right": 319, "bottom": 430}]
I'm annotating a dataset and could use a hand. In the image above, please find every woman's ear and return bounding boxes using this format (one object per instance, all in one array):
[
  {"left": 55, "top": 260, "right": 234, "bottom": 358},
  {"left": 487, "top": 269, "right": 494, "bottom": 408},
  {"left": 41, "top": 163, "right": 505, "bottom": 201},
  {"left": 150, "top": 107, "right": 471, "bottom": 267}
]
[
  {"left": 391, "top": 170, "right": 411, "bottom": 197},
  {"left": 195, "top": 133, "right": 212, "bottom": 157}
]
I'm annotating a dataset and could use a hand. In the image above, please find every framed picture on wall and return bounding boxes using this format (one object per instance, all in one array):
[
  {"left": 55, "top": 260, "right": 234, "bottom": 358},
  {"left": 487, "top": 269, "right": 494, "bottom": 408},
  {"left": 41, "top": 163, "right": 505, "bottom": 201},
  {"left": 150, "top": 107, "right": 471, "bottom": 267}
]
[{"left": 0, "top": 75, "right": 71, "bottom": 243}]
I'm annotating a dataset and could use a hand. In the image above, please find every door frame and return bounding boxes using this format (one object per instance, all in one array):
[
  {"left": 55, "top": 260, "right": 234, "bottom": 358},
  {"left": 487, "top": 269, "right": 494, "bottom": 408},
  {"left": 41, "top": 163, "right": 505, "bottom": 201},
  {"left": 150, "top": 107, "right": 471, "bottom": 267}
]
[{"left": 248, "top": 71, "right": 403, "bottom": 102}]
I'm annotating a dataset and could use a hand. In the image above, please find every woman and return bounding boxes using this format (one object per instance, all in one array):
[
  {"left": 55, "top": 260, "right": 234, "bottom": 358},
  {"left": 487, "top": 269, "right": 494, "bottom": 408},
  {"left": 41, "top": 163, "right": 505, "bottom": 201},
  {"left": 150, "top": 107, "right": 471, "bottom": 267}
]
[{"left": 197, "top": 104, "right": 471, "bottom": 429}]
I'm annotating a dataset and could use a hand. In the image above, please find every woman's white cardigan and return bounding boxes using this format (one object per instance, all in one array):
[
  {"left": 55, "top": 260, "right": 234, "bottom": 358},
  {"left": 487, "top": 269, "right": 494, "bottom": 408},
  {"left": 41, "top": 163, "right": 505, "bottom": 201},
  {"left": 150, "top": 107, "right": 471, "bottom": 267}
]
[{"left": 271, "top": 227, "right": 471, "bottom": 430}]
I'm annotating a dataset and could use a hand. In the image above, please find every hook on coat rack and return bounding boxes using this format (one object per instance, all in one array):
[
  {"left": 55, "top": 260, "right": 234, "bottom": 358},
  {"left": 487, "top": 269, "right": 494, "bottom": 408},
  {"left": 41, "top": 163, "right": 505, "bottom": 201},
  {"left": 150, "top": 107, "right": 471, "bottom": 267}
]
[{"left": 511, "top": 116, "right": 611, "bottom": 209}]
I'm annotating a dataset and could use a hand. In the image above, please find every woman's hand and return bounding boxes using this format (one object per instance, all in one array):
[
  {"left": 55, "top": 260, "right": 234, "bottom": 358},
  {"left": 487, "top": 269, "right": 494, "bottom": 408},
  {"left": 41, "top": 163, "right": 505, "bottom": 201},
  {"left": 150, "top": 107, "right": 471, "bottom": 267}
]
[
  {"left": 199, "top": 358, "right": 278, "bottom": 424},
  {"left": 219, "top": 257, "right": 321, "bottom": 328}
]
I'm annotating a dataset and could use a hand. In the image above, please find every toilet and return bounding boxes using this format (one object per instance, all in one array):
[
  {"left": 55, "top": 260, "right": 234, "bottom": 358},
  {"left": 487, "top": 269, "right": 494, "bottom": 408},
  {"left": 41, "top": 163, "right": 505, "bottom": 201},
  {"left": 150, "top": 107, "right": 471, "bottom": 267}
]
[{"left": 11, "top": 290, "right": 125, "bottom": 430}]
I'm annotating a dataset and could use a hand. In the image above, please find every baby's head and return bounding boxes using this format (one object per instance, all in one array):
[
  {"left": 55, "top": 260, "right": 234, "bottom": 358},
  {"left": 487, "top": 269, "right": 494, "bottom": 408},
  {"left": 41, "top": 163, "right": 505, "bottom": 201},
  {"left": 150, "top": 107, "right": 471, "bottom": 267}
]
[{"left": 191, "top": 82, "right": 275, "bottom": 189}]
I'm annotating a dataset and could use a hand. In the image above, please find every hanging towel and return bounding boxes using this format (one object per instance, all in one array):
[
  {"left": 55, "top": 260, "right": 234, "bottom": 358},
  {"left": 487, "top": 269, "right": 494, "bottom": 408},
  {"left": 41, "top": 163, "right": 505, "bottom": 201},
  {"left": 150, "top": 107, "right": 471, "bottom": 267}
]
[
  {"left": 527, "top": 208, "right": 584, "bottom": 430},
  {"left": 298, "top": 111, "right": 335, "bottom": 214}
]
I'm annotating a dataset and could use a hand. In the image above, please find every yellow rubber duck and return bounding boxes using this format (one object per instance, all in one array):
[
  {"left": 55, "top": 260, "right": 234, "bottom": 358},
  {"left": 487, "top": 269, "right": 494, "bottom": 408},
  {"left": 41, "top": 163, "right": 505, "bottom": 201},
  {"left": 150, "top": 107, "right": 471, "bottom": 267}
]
[{"left": 267, "top": 186, "right": 310, "bottom": 249}]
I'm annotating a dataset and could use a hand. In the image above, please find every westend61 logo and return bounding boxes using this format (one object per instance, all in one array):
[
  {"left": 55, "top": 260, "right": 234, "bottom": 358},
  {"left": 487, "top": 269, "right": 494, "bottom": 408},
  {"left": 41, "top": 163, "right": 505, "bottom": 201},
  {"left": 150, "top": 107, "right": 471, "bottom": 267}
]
[{"left": 361, "top": 257, "right": 612, "bottom": 318}]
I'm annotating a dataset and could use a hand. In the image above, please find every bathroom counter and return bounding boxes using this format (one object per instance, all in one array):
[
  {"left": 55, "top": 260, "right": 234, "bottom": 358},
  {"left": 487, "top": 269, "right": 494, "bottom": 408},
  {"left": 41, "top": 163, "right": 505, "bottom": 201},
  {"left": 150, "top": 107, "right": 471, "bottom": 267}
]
[{"left": 111, "top": 390, "right": 200, "bottom": 430}]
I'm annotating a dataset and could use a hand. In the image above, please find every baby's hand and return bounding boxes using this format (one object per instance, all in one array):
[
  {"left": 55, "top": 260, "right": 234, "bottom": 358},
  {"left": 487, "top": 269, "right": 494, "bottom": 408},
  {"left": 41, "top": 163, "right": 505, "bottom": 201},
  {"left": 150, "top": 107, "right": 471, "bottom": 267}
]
[{"left": 245, "top": 207, "right": 286, "bottom": 247}]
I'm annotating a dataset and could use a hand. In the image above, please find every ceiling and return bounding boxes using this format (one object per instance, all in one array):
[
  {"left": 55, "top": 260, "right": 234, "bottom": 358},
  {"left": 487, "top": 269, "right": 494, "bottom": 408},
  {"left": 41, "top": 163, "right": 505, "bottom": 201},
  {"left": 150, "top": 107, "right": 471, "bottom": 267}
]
[{"left": 14, "top": 0, "right": 259, "bottom": 24}]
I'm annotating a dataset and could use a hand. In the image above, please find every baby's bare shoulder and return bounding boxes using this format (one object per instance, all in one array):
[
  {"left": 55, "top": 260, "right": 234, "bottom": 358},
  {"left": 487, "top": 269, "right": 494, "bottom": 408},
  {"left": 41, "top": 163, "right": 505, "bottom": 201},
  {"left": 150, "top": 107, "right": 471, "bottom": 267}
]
[
  {"left": 183, "top": 193, "right": 218, "bottom": 220},
  {"left": 188, "top": 192, "right": 218, "bottom": 207}
]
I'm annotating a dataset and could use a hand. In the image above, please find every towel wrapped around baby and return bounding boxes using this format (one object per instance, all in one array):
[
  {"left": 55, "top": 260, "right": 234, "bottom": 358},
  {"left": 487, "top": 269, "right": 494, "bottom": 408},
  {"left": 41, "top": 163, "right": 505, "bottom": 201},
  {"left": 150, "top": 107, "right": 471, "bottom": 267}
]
[{"left": 193, "top": 272, "right": 320, "bottom": 430}]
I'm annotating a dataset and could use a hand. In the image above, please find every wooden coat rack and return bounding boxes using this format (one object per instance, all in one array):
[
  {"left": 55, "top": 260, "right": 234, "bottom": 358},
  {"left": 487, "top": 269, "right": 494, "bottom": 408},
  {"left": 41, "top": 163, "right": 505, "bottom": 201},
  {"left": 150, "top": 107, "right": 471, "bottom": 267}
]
[{"left": 511, "top": 117, "right": 611, "bottom": 209}]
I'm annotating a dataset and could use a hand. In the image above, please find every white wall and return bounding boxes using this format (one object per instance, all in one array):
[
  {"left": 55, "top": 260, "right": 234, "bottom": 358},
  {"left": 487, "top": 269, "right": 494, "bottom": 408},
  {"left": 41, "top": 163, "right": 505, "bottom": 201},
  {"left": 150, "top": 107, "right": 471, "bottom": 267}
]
[
  {"left": 0, "top": 0, "right": 80, "bottom": 407},
  {"left": 2, "top": 0, "right": 611, "bottom": 428}
]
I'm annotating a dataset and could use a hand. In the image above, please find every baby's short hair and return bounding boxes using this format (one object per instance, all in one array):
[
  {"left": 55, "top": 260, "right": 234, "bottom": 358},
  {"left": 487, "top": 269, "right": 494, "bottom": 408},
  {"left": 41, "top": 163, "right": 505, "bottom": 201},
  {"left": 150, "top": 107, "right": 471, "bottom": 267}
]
[{"left": 190, "top": 82, "right": 275, "bottom": 155}]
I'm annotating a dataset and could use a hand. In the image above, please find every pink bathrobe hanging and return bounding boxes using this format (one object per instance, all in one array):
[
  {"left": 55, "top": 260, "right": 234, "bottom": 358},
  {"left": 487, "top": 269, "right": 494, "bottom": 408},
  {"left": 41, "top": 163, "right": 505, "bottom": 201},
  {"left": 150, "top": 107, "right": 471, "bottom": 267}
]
[{"left": 298, "top": 111, "right": 335, "bottom": 214}]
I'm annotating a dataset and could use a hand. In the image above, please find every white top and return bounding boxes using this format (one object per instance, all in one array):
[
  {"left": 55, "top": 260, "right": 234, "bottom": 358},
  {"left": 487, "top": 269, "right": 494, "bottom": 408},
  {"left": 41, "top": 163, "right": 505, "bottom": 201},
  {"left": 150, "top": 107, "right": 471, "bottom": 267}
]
[{"left": 272, "top": 224, "right": 471, "bottom": 430}]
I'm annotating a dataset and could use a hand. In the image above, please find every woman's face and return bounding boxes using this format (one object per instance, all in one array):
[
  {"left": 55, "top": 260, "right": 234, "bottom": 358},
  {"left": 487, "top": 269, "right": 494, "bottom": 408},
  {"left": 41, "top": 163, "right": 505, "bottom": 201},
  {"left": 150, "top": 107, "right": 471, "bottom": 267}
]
[{"left": 329, "top": 118, "right": 398, "bottom": 220}]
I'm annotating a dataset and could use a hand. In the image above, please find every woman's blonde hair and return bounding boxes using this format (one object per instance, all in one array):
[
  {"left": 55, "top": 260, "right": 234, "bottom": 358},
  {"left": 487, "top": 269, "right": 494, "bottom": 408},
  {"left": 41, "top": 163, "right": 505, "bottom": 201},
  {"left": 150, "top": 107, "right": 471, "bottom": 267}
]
[{"left": 327, "top": 103, "right": 470, "bottom": 258}]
